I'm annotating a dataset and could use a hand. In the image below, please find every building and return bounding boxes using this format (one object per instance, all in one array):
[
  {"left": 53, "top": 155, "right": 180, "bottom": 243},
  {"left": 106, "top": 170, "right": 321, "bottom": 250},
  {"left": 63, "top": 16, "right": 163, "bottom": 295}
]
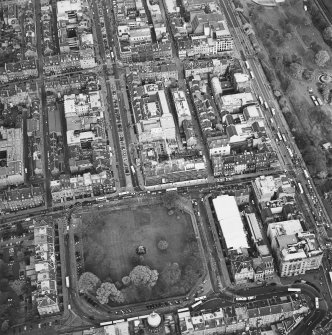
[
  {"left": 0, "top": 127, "right": 25, "bottom": 187},
  {"left": 212, "top": 195, "right": 248, "bottom": 252},
  {"left": 233, "top": 72, "right": 250, "bottom": 92},
  {"left": 127, "top": 80, "right": 177, "bottom": 143},
  {"left": 246, "top": 213, "right": 263, "bottom": 245},
  {"left": 253, "top": 175, "right": 295, "bottom": 204},
  {"left": 181, "top": 0, "right": 217, "bottom": 12},
  {"left": 220, "top": 92, "right": 255, "bottom": 112},
  {"left": 33, "top": 218, "right": 60, "bottom": 315},
  {"left": 164, "top": 0, "right": 177, "bottom": 13},
  {"left": 208, "top": 138, "right": 231, "bottom": 157},
  {"left": 183, "top": 119, "right": 198, "bottom": 148},
  {"left": 267, "top": 220, "right": 323, "bottom": 277},
  {"left": 171, "top": 89, "right": 191, "bottom": 126},
  {"left": 184, "top": 59, "right": 214, "bottom": 77},
  {"left": 141, "top": 141, "right": 207, "bottom": 186},
  {"left": 178, "top": 295, "right": 309, "bottom": 335},
  {"left": 212, "top": 146, "right": 279, "bottom": 177},
  {"left": 128, "top": 62, "right": 178, "bottom": 81},
  {"left": 234, "top": 188, "right": 250, "bottom": 205},
  {"left": 231, "top": 256, "right": 254, "bottom": 284},
  {"left": 190, "top": 12, "right": 233, "bottom": 53}
]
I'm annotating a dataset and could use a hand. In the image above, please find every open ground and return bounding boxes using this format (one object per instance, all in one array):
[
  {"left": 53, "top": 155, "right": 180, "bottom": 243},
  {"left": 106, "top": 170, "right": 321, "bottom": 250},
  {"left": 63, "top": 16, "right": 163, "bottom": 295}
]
[{"left": 80, "top": 203, "right": 203, "bottom": 302}]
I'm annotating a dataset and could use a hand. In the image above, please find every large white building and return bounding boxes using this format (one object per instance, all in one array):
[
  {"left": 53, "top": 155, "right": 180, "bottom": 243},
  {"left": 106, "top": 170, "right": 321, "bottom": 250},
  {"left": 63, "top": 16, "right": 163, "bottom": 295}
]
[
  {"left": 212, "top": 195, "right": 248, "bottom": 252},
  {"left": 220, "top": 92, "right": 255, "bottom": 112},
  {"left": 267, "top": 220, "right": 323, "bottom": 277},
  {"left": 56, "top": 0, "right": 82, "bottom": 19},
  {"left": 164, "top": 0, "right": 177, "bottom": 13}
]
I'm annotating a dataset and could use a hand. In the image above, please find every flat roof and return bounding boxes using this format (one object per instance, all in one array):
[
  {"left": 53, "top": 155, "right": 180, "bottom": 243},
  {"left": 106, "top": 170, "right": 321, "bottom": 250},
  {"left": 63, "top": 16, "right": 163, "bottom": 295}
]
[{"left": 212, "top": 195, "right": 248, "bottom": 251}]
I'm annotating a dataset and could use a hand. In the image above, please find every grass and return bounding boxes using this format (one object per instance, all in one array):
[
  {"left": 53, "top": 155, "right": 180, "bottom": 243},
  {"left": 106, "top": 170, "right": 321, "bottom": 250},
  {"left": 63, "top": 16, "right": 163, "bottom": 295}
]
[
  {"left": 81, "top": 204, "right": 203, "bottom": 302},
  {"left": 322, "top": 0, "right": 332, "bottom": 16},
  {"left": 245, "top": 0, "right": 332, "bottom": 178}
]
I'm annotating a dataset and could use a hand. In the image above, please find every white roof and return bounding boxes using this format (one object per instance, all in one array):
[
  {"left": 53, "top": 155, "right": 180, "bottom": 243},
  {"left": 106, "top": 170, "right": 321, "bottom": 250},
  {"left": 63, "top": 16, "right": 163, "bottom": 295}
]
[
  {"left": 212, "top": 195, "right": 248, "bottom": 251},
  {"left": 104, "top": 322, "right": 129, "bottom": 335},
  {"left": 221, "top": 92, "right": 254, "bottom": 108},
  {"left": 268, "top": 219, "right": 303, "bottom": 237},
  {"left": 233, "top": 73, "right": 249, "bottom": 83}
]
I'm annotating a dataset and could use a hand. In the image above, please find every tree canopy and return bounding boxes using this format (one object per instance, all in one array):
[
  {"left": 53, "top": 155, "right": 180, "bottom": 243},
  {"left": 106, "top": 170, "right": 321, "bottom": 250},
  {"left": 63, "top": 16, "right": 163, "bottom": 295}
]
[
  {"left": 10, "top": 280, "right": 25, "bottom": 297},
  {"left": 157, "top": 240, "right": 169, "bottom": 251},
  {"left": 289, "top": 62, "right": 303, "bottom": 79},
  {"left": 121, "top": 276, "right": 131, "bottom": 286},
  {"left": 96, "top": 282, "right": 124, "bottom": 304},
  {"left": 302, "top": 68, "right": 314, "bottom": 81},
  {"left": 315, "top": 50, "right": 330, "bottom": 67},
  {"left": 160, "top": 262, "right": 181, "bottom": 286},
  {"left": 129, "top": 266, "right": 159, "bottom": 288},
  {"left": 78, "top": 272, "right": 100, "bottom": 293},
  {"left": 162, "top": 192, "right": 180, "bottom": 209},
  {"left": 323, "top": 26, "right": 332, "bottom": 42},
  {"left": 303, "top": 145, "right": 327, "bottom": 178}
]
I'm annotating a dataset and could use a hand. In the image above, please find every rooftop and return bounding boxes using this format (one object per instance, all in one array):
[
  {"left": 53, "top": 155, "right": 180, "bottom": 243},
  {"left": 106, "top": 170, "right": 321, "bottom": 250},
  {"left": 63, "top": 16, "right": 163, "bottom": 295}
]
[{"left": 212, "top": 195, "right": 248, "bottom": 251}]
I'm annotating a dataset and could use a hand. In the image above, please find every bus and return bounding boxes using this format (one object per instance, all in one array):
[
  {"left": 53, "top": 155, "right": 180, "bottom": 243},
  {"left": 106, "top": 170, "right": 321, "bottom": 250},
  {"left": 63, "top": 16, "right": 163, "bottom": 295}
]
[
  {"left": 166, "top": 187, "right": 178, "bottom": 192},
  {"left": 250, "top": 70, "right": 254, "bottom": 79},
  {"left": 113, "top": 319, "right": 126, "bottom": 324},
  {"left": 96, "top": 196, "right": 106, "bottom": 202},
  {"left": 246, "top": 296, "right": 256, "bottom": 301},
  {"left": 282, "top": 134, "right": 287, "bottom": 142},
  {"left": 235, "top": 296, "right": 256, "bottom": 301},
  {"left": 288, "top": 288, "right": 301, "bottom": 292},
  {"left": 178, "top": 307, "right": 190, "bottom": 313},
  {"left": 277, "top": 131, "right": 282, "bottom": 142},
  {"left": 329, "top": 272, "right": 332, "bottom": 283},
  {"left": 245, "top": 61, "right": 250, "bottom": 69},
  {"left": 298, "top": 183, "right": 304, "bottom": 194},
  {"left": 194, "top": 295, "right": 207, "bottom": 301},
  {"left": 315, "top": 297, "right": 319, "bottom": 309},
  {"left": 287, "top": 147, "right": 294, "bottom": 158},
  {"left": 191, "top": 300, "right": 203, "bottom": 309},
  {"left": 131, "top": 165, "right": 136, "bottom": 174},
  {"left": 258, "top": 96, "right": 263, "bottom": 105},
  {"left": 303, "top": 169, "right": 310, "bottom": 179},
  {"left": 235, "top": 297, "right": 247, "bottom": 301},
  {"left": 119, "top": 191, "right": 130, "bottom": 197},
  {"left": 111, "top": 51, "right": 114, "bottom": 60},
  {"left": 264, "top": 101, "right": 269, "bottom": 109},
  {"left": 138, "top": 315, "right": 150, "bottom": 320},
  {"left": 65, "top": 276, "right": 70, "bottom": 288},
  {"left": 100, "top": 321, "right": 114, "bottom": 326}
]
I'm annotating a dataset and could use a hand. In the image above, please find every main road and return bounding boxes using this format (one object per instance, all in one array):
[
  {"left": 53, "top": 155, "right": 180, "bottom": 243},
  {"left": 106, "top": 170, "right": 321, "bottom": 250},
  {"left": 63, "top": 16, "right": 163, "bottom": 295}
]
[
  {"left": 219, "top": 0, "right": 331, "bottom": 240},
  {"left": 91, "top": 0, "right": 127, "bottom": 187},
  {"left": 216, "top": 0, "right": 332, "bottom": 323}
]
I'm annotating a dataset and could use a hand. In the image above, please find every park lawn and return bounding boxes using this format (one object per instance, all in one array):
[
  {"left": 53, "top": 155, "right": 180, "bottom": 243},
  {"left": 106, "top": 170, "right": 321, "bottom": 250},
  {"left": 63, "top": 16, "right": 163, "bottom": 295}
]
[
  {"left": 82, "top": 205, "right": 196, "bottom": 283},
  {"left": 244, "top": 0, "right": 332, "bottom": 174},
  {"left": 322, "top": 0, "right": 332, "bottom": 17}
]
